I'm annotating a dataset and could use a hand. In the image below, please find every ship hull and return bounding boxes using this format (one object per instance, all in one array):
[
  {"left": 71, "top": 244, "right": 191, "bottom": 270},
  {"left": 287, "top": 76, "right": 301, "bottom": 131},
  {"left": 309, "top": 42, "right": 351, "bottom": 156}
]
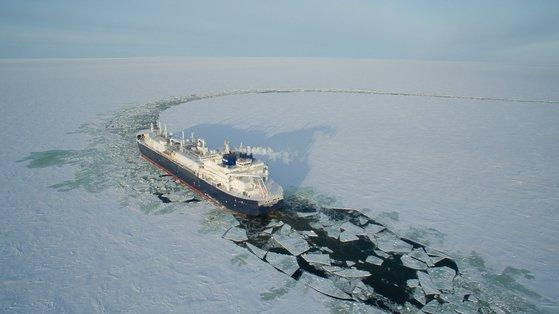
[{"left": 138, "top": 141, "right": 282, "bottom": 216}]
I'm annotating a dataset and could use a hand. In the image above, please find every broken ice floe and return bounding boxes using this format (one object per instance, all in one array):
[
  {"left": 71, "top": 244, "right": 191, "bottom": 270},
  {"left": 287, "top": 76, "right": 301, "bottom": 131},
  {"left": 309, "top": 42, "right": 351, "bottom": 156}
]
[
  {"left": 246, "top": 242, "right": 267, "bottom": 260},
  {"left": 417, "top": 271, "right": 441, "bottom": 296},
  {"left": 222, "top": 226, "right": 248, "bottom": 242},
  {"left": 364, "top": 223, "right": 385, "bottom": 236},
  {"left": 375, "top": 230, "right": 413, "bottom": 254},
  {"left": 365, "top": 255, "right": 383, "bottom": 266},
  {"left": 301, "top": 230, "right": 318, "bottom": 238},
  {"left": 272, "top": 233, "right": 310, "bottom": 256},
  {"left": 374, "top": 249, "right": 390, "bottom": 259},
  {"left": 409, "top": 247, "right": 434, "bottom": 267},
  {"left": 332, "top": 268, "right": 371, "bottom": 279},
  {"left": 301, "top": 253, "right": 331, "bottom": 266},
  {"left": 401, "top": 254, "right": 428, "bottom": 270},
  {"left": 407, "top": 278, "right": 420, "bottom": 288},
  {"left": 340, "top": 221, "right": 366, "bottom": 236},
  {"left": 299, "top": 272, "right": 352, "bottom": 300},
  {"left": 266, "top": 219, "right": 284, "bottom": 229},
  {"left": 428, "top": 266, "right": 456, "bottom": 291},
  {"left": 412, "top": 287, "right": 427, "bottom": 305},
  {"left": 265, "top": 252, "right": 299, "bottom": 276},
  {"left": 222, "top": 202, "right": 483, "bottom": 312},
  {"left": 339, "top": 230, "right": 359, "bottom": 242}
]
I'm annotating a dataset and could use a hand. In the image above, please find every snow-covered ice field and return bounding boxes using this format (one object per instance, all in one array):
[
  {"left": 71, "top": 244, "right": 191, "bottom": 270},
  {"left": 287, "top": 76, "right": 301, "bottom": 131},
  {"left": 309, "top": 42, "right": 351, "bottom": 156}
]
[{"left": 1, "top": 58, "right": 558, "bottom": 312}]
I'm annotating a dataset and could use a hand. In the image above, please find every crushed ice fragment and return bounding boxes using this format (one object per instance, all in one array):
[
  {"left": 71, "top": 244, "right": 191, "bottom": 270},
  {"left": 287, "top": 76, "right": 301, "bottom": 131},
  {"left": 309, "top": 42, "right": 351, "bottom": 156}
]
[
  {"left": 321, "top": 265, "right": 344, "bottom": 273},
  {"left": 324, "top": 226, "right": 341, "bottom": 239},
  {"left": 406, "top": 279, "right": 419, "bottom": 288},
  {"left": 318, "top": 213, "right": 333, "bottom": 227},
  {"left": 374, "top": 249, "right": 390, "bottom": 259},
  {"left": 332, "top": 268, "right": 371, "bottom": 278},
  {"left": 321, "top": 247, "right": 334, "bottom": 254},
  {"left": 364, "top": 223, "right": 385, "bottom": 236},
  {"left": 302, "top": 230, "right": 318, "bottom": 238},
  {"left": 262, "top": 227, "right": 274, "bottom": 235},
  {"left": 266, "top": 219, "right": 284, "bottom": 228},
  {"left": 272, "top": 233, "right": 310, "bottom": 256},
  {"left": 246, "top": 243, "right": 267, "bottom": 259},
  {"left": 301, "top": 253, "right": 331, "bottom": 265},
  {"left": 467, "top": 294, "right": 479, "bottom": 303},
  {"left": 427, "top": 266, "right": 456, "bottom": 291},
  {"left": 365, "top": 255, "right": 383, "bottom": 266},
  {"left": 421, "top": 300, "right": 442, "bottom": 314},
  {"left": 296, "top": 211, "right": 317, "bottom": 218},
  {"left": 299, "top": 273, "right": 352, "bottom": 300},
  {"left": 346, "top": 261, "right": 355, "bottom": 267},
  {"left": 429, "top": 255, "right": 449, "bottom": 264},
  {"left": 339, "top": 230, "right": 359, "bottom": 242},
  {"left": 340, "top": 221, "right": 366, "bottom": 235},
  {"left": 265, "top": 252, "right": 299, "bottom": 276},
  {"left": 401, "top": 255, "right": 428, "bottom": 270},
  {"left": 375, "top": 231, "right": 413, "bottom": 253},
  {"left": 279, "top": 224, "right": 292, "bottom": 235},
  {"left": 417, "top": 271, "right": 440, "bottom": 296},
  {"left": 358, "top": 216, "right": 368, "bottom": 226},
  {"left": 412, "top": 287, "right": 426, "bottom": 305},
  {"left": 409, "top": 248, "right": 434, "bottom": 266},
  {"left": 454, "top": 300, "right": 479, "bottom": 314},
  {"left": 222, "top": 226, "right": 248, "bottom": 242}
]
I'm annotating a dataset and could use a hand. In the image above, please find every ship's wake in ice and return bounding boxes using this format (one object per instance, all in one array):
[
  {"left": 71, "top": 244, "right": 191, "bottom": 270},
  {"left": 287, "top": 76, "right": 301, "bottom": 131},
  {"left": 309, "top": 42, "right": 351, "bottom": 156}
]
[{"left": 18, "top": 89, "right": 550, "bottom": 312}]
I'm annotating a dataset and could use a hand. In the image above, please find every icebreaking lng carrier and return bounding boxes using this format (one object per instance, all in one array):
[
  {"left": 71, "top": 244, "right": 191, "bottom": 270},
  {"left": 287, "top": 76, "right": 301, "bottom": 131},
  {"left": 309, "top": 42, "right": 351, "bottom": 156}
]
[{"left": 137, "top": 122, "right": 284, "bottom": 216}]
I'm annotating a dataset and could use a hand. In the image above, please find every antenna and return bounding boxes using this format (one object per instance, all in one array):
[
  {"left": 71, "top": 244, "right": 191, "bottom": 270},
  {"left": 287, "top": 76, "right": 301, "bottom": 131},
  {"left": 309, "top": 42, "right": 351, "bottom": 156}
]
[
  {"left": 164, "top": 124, "right": 167, "bottom": 137},
  {"left": 191, "top": 132, "right": 194, "bottom": 141},
  {"left": 150, "top": 123, "right": 153, "bottom": 132}
]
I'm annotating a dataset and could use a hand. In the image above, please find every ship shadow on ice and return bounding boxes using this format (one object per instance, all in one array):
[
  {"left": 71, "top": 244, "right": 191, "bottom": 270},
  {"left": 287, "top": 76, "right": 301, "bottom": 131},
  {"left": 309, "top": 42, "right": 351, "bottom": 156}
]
[{"left": 176, "top": 123, "right": 335, "bottom": 189}]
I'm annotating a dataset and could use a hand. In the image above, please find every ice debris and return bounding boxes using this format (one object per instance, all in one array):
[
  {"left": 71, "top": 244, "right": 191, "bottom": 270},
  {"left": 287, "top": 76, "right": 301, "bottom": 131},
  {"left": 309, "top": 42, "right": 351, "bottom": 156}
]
[
  {"left": 299, "top": 273, "right": 352, "bottom": 300},
  {"left": 375, "top": 231, "right": 413, "bottom": 254},
  {"left": 272, "top": 233, "right": 310, "bottom": 256},
  {"left": 246, "top": 243, "right": 267, "bottom": 260},
  {"left": 412, "top": 287, "right": 426, "bottom": 305},
  {"left": 340, "top": 221, "right": 366, "bottom": 235},
  {"left": 265, "top": 252, "right": 299, "bottom": 276},
  {"left": 301, "top": 253, "right": 331, "bottom": 265},
  {"left": 265, "top": 219, "right": 284, "bottom": 228},
  {"left": 409, "top": 247, "right": 434, "bottom": 266},
  {"left": 296, "top": 211, "right": 317, "bottom": 218},
  {"left": 301, "top": 230, "right": 318, "bottom": 238},
  {"left": 339, "top": 230, "right": 359, "bottom": 242},
  {"left": 222, "top": 226, "right": 248, "bottom": 242},
  {"left": 365, "top": 255, "right": 384, "bottom": 266},
  {"left": 401, "top": 255, "right": 428, "bottom": 270},
  {"left": 332, "top": 268, "right": 371, "bottom": 279},
  {"left": 364, "top": 223, "right": 385, "bottom": 236},
  {"left": 406, "top": 279, "right": 420, "bottom": 288},
  {"left": 427, "top": 266, "right": 456, "bottom": 291},
  {"left": 374, "top": 249, "right": 390, "bottom": 259},
  {"left": 417, "top": 271, "right": 440, "bottom": 296},
  {"left": 324, "top": 226, "right": 341, "bottom": 239}
]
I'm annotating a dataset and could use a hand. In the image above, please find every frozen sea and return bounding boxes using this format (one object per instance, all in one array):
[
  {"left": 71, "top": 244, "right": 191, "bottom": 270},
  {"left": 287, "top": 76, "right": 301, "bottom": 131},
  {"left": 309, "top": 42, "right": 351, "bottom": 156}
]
[{"left": 1, "top": 57, "right": 558, "bottom": 312}]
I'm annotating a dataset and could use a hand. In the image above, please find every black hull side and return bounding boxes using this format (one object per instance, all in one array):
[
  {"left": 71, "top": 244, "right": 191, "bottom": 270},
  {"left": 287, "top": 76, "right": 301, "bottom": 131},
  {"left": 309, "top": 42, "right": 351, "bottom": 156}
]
[{"left": 138, "top": 142, "right": 281, "bottom": 216}]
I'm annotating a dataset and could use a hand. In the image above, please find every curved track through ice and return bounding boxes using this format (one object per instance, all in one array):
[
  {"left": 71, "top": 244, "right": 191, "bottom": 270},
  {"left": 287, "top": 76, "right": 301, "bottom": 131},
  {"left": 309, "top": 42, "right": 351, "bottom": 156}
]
[{"left": 18, "top": 88, "right": 553, "bottom": 313}]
